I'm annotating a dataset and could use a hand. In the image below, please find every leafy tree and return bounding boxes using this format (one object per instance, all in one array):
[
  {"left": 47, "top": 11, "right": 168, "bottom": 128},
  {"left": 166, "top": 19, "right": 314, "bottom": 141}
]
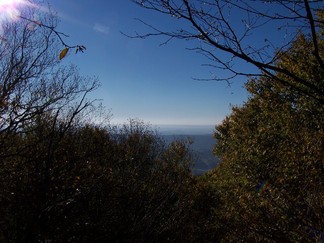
[{"left": 209, "top": 27, "right": 324, "bottom": 242}]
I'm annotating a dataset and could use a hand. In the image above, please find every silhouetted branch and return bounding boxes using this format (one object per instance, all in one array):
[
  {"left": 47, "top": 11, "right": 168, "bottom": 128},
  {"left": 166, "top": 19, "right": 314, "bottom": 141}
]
[{"left": 130, "top": 0, "right": 324, "bottom": 103}]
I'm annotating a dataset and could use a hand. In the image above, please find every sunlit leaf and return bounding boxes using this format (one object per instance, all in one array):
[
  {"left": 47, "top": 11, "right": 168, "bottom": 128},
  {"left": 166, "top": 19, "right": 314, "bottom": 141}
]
[{"left": 59, "top": 48, "right": 69, "bottom": 60}]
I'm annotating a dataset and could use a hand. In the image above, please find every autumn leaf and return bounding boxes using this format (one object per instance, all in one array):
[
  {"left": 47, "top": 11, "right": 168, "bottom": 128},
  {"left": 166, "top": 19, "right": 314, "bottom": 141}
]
[{"left": 59, "top": 48, "right": 69, "bottom": 60}]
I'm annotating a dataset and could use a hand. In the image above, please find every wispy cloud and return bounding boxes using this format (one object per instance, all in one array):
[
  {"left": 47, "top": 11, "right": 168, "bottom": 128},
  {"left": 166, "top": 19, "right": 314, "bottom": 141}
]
[{"left": 93, "top": 23, "right": 110, "bottom": 35}]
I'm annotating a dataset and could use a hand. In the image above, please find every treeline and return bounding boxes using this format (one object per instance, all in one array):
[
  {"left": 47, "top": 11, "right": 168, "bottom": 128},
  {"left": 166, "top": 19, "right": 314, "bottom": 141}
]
[
  {"left": 0, "top": 117, "right": 210, "bottom": 242},
  {"left": 1, "top": 3, "right": 324, "bottom": 243}
]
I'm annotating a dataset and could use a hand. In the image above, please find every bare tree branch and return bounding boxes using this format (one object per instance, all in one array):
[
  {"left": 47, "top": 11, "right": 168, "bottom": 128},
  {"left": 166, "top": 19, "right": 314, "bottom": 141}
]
[
  {"left": 130, "top": 0, "right": 324, "bottom": 103},
  {"left": 0, "top": 5, "right": 99, "bottom": 160}
]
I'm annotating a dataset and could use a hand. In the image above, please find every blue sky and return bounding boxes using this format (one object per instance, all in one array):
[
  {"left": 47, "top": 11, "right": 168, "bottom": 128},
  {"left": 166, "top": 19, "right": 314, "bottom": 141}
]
[{"left": 48, "top": 0, "right": 250, "bottom": 126}]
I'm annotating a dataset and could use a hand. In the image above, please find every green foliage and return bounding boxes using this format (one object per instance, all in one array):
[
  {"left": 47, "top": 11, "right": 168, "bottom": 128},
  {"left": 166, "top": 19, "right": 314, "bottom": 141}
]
[{"left": 209, "top": 28, "right": 324, "bottom": 242}]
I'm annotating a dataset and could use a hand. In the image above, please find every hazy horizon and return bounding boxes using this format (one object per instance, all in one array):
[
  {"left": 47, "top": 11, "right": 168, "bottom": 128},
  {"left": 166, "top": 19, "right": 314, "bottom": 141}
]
[{"left": 155, "top": 124, "right": 215, "bottom": 135}]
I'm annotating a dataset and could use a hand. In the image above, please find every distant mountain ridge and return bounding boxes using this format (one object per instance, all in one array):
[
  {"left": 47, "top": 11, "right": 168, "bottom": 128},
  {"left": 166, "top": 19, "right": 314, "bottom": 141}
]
[{"left": 156, "top": 124, "right": 215, "bottom": 135}]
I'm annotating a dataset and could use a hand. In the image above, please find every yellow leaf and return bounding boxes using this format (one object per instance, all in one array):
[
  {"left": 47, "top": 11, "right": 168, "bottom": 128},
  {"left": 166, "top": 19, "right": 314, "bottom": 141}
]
[{"left": 59, "top": 48, "right": 69, "bottom": 60}]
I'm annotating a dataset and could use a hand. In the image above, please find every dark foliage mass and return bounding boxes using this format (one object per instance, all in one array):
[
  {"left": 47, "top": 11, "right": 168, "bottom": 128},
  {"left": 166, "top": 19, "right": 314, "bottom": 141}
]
[
  {"left": 1, "top": 1, "right": 324, "bottom": 242},
  {"left": 0, "top": 118, "right": 208, "bottom": 242}
]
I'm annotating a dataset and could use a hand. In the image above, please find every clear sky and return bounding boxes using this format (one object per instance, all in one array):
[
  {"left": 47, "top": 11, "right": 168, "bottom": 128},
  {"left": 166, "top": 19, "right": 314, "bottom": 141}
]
[{"left": 45, "top": 0, "right": 251, "bottom": 127}]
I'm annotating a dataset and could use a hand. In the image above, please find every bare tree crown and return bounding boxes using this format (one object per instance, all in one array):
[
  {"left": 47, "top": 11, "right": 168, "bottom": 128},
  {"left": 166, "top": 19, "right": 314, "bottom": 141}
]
[
  {"left": 0, "top": 5, "right": 98, "bottom": 139},
  {"left": 131, "top": 0, "right": 324, "bottom": 103}
]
